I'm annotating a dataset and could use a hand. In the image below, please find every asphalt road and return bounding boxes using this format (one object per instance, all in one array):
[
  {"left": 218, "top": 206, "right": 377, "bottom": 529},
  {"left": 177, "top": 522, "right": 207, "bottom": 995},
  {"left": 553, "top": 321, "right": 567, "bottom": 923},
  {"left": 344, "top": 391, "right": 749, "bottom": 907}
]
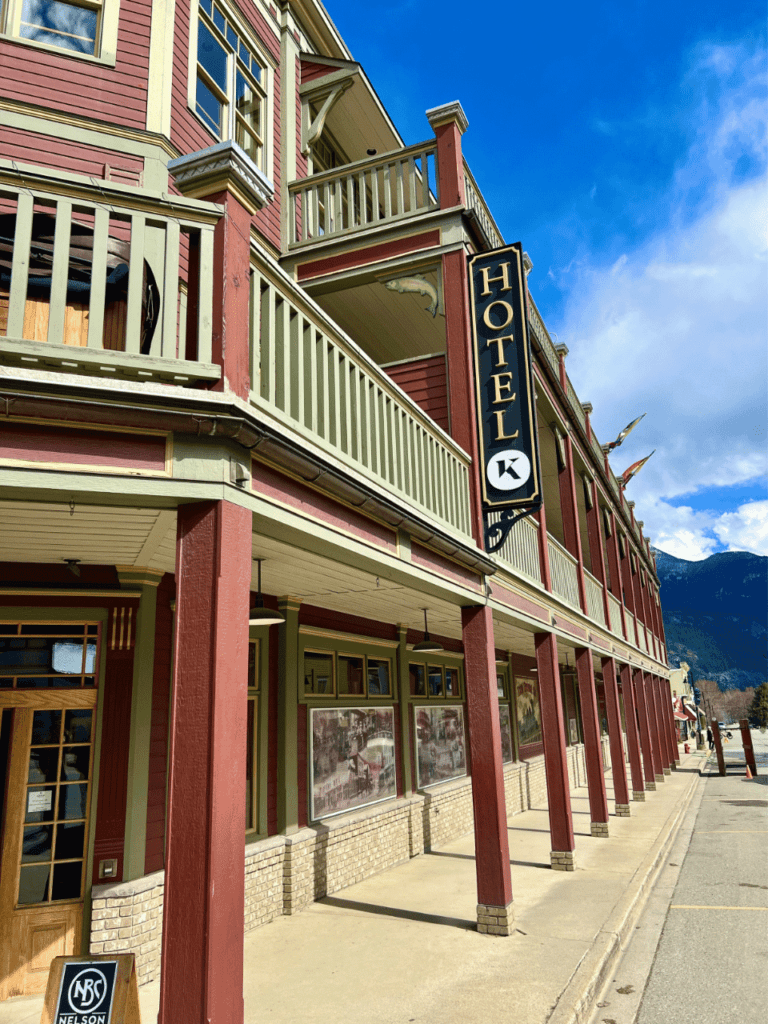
[{"left": 587, "top": 729, "right": 768, "bottom": 1024}]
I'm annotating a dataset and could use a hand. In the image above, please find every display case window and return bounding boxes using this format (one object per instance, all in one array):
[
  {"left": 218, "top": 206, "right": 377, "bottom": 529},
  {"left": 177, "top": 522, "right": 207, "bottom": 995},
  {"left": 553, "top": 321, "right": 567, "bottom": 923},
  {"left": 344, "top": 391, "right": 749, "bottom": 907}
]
[
  {"left": 498, "top": 704, "right": 515, "bottom": 763},
  {"left": 304, "top": 649, "right": 391, "bottom": 700},
  {"left": 414, "top": 705, "right": 467, "bottom": 788},
  {"left": 409, "top": 663, "right": 425, "bottom": 696},
  {"left": 338, "top": 655, "right": 364, "bottom": 696},
  {"left": 515, "top": 675, "right": 542, "bottom": 748},
  {"left": 303, "top": 650, "right": 335, "bottom": 696}
]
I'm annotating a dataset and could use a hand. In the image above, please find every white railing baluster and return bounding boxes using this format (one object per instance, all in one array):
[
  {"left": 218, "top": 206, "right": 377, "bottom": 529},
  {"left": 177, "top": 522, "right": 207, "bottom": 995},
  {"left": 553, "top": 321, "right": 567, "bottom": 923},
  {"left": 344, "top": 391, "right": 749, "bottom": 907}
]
[
  {"left": 46, "top": 200, "right": 73, "bottom": 346},
  {"left": 86, "top": 206, "right": 109, "bottom": 350},
  {"left": 6, "top": 191, "right": 34, "bottom": 338},
  {"left": 160, "top": 219, "right": 181, "bottom": 359},
  {"left": 124, "top": 214, "right": 146, "bottom": 354}
]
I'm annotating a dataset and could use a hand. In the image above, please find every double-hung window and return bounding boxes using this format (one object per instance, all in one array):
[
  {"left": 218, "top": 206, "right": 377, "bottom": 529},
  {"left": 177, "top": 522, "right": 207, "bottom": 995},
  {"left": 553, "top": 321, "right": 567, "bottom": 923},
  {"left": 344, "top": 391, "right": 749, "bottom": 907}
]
[
  {"left": 1, "top": 1, "right": 118, "bottom": 61},
  {"left": 195, "top": 0, "right": 267, "bottom": 171}
]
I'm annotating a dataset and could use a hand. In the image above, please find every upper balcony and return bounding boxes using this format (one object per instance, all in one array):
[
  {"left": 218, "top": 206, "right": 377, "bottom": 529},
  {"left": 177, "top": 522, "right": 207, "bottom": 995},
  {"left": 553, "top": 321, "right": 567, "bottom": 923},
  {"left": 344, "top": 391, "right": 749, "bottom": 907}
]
[{"left": 0, "top": 160, "right": 222, "bottom": 385}]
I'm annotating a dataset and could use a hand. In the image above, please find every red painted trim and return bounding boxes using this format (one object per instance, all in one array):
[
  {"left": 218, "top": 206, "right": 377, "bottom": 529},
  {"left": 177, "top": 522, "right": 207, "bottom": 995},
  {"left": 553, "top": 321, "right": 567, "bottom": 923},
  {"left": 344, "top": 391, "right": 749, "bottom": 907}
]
[
  {"left": 144, "top": 573, "right": 175, "bottom": 874},
  {"left": 252, "top": 460, "right": 397, "bottom": 552},
  {"left": 410, "top": 543, "right": 481, "bottom": 589},
  {"left": 492, "top": 583, "right": 549, "bottom": 623},
  {"left": 534, "top": 631, "right": 574, "bottom": 853},
  {"left": 0, "top": 422, "right": 167, "bottom": 472},
  {"left": 555, "top": 619, "right": 588, "bottom": 641},
  {"left": 206, "top": 191, "right": 252, "bottom": 399},
  {"left": 461, "top": 604, "right": 512, "bottom": 907},
  {"left": 518, "top": 740, "right": 544, "bottom": 761},
  {"left": 432, "top": 120, "right": 466, "bottom": 209},
  {"left": 296, "top": 230, "right": 441, "bottom": 281}
]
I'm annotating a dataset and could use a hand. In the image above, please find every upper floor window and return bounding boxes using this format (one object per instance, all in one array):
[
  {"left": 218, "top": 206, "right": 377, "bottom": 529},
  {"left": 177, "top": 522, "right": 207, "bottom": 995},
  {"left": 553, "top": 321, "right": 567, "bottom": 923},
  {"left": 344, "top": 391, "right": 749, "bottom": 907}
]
[
  {"left": 195, "top": 0, "right": 267, "bottom": 170},
  {"left": 1, "top": 0, "right": 118, "bottom": 63}
]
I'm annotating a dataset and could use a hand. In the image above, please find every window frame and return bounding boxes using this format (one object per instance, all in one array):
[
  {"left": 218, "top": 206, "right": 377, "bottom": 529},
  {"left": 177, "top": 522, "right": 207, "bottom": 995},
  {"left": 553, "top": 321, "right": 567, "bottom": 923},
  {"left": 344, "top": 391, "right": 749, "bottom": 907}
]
[
  {"left": 407, "top": 657, "right": 464, "bottom": 701},
  {"left": 303, "top": 647, "right": 393, "bottom": 702},
  {"left": 0, "top": 0, "right": 119, "bottom": 65},
  {"left": 187, "top": 0, "right": 273, "bottom": 179}
]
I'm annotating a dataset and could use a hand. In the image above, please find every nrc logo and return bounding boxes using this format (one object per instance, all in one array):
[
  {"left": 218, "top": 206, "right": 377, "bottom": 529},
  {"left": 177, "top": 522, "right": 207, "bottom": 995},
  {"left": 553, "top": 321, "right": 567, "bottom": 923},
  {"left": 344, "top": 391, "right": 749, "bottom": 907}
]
[{"left": 56, "top": 960, "right": 117, "bottom": 1023}]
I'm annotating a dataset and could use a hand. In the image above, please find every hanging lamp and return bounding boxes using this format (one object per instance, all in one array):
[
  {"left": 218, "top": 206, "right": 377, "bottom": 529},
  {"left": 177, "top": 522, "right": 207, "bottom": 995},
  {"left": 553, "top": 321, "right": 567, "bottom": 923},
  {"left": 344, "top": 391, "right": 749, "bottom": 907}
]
[
  {"left": 248, "top": 559, "right": 285, "bottom": 626},
  {"left": 413, "top": 608, "right": 443, "bottom": 653}
]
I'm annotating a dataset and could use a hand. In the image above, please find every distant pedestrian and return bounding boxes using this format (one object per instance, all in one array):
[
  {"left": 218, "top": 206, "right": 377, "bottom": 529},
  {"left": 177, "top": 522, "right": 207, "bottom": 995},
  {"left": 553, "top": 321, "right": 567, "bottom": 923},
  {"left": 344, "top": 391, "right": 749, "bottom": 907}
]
[{"left": 707, "top": 726, "right": 714, "bottom": 750}]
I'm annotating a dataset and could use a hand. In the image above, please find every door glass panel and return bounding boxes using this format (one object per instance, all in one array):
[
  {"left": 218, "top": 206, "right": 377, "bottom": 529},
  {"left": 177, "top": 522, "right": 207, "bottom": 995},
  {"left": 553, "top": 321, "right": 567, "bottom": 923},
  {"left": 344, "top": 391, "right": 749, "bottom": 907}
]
[
  {"left": 32, "top": 709, "right": 61, "bottom": 744},
  {"left": 63, "top": 709, "right": 92, "bottom": 743},
  {"left": 25, "top": 786, "right": 56, "bottom": 823},
  {"left": 51, "top": 862, "right": 82, "bottom": 901},
  {"left": 21, "top": 824, "right": 53, "bottom": 862},
  {"left": 28, "top": 748, "right": 59, "bottom": 783},
  {"left": 58, "top": 783, "right": 88, "bottom": 821},
  {"left": 18, "top": 864, "right": 51, "bottom": 905},
  {"left": 60, "top": 747, "right": 89, "bottom": 781},
  {"left": 55, "top": 821, "right": 85, "bottom": 860}
]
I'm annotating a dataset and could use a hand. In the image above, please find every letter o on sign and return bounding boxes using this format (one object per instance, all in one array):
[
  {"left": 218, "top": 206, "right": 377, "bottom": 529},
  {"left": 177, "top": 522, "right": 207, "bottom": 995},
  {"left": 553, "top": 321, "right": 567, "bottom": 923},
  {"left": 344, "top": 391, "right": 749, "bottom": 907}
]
[{"left": 482, "top": 301, "right": 514, "bottom": 330}]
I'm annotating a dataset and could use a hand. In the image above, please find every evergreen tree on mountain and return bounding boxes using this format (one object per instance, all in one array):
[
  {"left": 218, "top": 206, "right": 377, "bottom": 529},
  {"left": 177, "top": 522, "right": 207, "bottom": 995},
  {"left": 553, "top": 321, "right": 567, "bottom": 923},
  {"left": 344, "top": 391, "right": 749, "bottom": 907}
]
[{"left": 749, "top": 683, "right": 768, "bottom": 728}]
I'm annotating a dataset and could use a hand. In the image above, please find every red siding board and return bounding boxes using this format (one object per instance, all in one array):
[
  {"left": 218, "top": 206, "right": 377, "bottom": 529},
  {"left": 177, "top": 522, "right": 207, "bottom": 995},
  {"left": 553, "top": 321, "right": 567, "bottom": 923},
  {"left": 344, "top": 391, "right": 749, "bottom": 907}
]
[
  {"left": 384, "top": 356, "right": 449, "bottom": 433},
  {"left": 0, "top": 127, "right": 143, "bottom": 181},
  {"left": 0, "top": 2, "right": 151, "bottom": 129}
]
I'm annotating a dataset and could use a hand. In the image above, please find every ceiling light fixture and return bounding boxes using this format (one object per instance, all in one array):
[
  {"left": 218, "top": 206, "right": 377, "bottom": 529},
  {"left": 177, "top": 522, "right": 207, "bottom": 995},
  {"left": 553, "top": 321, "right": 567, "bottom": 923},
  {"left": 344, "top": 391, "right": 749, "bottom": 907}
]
[
  {"left": 63, "top": 558, "right": 81, "bottom": 577},
  {"left": 413, "top": 608, "right": 443, "bottom": 653},
  {"left": 248, "top": 559, "right": 285, "bottom": 626}
]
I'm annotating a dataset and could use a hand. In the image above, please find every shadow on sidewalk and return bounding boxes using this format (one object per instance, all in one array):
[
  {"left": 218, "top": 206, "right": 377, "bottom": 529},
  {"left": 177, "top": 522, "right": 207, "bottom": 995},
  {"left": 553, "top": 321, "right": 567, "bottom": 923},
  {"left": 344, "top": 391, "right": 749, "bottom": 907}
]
[
  {"left": 318, "top": 896, "right": 475, "bottom": 930},
  {"left": 426, "top": 850, "right": 550, "bottom": 870}
]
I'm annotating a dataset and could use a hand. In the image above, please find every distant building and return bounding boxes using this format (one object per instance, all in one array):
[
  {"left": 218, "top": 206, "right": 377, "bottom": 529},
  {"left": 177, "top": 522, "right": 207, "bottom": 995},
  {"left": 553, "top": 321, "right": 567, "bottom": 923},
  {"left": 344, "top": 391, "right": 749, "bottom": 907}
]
[{"left": 0, "top": 0, "right": 676, "bottom": 1011}]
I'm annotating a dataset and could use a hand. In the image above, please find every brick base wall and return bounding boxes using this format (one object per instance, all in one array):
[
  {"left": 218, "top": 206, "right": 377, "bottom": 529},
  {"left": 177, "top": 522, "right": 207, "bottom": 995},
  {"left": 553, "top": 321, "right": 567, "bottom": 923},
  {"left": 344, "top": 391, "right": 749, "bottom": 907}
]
[{"left": 91, "top": 743, "right": 611, "bottom": 984}]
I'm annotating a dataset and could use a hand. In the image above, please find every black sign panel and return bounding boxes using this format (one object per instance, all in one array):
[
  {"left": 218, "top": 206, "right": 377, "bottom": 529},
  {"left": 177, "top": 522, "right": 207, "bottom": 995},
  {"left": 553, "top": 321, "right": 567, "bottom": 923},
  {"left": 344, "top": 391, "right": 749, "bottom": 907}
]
[
  {"left": 468, "top": 242, "right": 541, "bottom": 510},
  {"left": 54, "top": 960, "right": 117, "bottom": 1024}
]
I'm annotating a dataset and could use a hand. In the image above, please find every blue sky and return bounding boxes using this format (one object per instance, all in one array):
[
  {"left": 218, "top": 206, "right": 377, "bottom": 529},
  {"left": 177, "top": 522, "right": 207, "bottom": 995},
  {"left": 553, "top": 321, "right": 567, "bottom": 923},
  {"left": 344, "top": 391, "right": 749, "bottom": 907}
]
[{"left": 324, "top": 0, "right": 768, "bottom": 560}]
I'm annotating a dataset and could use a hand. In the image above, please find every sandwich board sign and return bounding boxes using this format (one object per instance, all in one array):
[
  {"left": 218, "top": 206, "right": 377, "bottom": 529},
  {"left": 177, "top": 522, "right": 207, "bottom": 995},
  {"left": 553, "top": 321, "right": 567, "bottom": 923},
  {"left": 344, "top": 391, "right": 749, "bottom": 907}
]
[{"left": 41, "top": 954, "right": 141, "bottom": 1024}]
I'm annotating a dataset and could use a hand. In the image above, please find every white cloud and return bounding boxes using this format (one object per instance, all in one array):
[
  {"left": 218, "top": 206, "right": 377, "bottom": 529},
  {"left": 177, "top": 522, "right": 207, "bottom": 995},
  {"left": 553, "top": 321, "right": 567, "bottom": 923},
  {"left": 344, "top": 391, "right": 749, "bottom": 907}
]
[
  {"left": 553, "top": 39, "right": 768, "bottom": 558},
  {"left": 712, "top": 500, "right": 768, "bottom": 556}
]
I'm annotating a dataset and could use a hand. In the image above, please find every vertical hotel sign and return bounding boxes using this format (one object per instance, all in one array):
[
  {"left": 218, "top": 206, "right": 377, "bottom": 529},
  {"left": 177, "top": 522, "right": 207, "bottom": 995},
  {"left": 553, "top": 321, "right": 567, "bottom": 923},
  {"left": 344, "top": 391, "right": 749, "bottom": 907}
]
[{"left": 468, "top": 242, "right": 541, "bottom": 551}]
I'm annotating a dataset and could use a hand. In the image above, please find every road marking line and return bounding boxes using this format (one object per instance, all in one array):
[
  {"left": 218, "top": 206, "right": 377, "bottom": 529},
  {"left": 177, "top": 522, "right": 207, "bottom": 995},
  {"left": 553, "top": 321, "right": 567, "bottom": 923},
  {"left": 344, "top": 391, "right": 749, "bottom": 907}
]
[
  {"left": 695, "top": 830, "right": 768, "bottom": 834},
  {"left": 670, "top": 905, "right": 768, "bottom": 911}
]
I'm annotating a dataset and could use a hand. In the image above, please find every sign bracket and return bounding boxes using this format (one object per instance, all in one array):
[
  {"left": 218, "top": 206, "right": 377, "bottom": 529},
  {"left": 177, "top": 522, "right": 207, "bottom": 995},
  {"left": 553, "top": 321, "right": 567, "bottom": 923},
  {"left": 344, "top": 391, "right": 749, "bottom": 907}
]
[{"left": 484, "top": 502, "right": 542, "bottom": 554}]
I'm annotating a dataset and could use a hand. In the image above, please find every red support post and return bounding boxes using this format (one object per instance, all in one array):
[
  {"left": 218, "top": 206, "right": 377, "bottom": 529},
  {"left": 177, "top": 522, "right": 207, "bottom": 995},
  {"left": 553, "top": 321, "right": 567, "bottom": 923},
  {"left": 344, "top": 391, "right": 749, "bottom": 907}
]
[
  {"left": 559, "top": 433, "right": 589, "bottom": 616},
  {"left": 586, "top": 479, "right": 612, "bottom": 627},
  {"left": 535, "top": 631, "right": 576, "bottom": 869},
  {"left": 620, "top": 663, "right": 645, "bottom": 800},
  {"left": 601, "top": 657, "right": 630, "bottom": 815},
  {"left": 665, "top": 679, "right": 680, "bottom": 765},
  {"left": 159, "top": 500, "right": 252, "bottom": 1024},
  {"left": 644, "top": 672, "right": 665, "bottom": 781},
  {"left": 461, "top": 605, "right": 514, "bottom": 934},
  {"left": 575, "top": 648, "right": 609, "bottom": 836},
  {"left": 657, "top": 676, "right": 676, "bottom": 770},
  {"left": 632, "top": 668, "right": 657, "bottom": 791},
  {"left": 740, "top": 719, "right": 758, "bottom": 776}
]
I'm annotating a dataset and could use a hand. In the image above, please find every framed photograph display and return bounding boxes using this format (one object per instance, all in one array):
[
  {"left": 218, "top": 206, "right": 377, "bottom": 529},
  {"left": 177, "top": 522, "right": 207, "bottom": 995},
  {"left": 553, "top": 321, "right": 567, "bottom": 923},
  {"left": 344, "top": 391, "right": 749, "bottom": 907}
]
[
  {"left": 310, "top": 707, "right": 396, "bottom": 821},
  {"left": 414, "top": 705, "right": 467, "bottom": 788},
  {"left": 498, "top": 704, "right": 514, "bottom": 763},
  {"left": 515, "top": 675, "right": 542, "bottom": 747}
]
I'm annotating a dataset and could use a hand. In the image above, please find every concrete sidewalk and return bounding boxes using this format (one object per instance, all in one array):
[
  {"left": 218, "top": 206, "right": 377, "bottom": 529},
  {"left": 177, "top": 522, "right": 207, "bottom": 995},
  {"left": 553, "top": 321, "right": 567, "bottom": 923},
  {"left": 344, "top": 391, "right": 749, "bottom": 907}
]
[{"left": 2, "top": 745, "right": 707, "bottom": 1024}]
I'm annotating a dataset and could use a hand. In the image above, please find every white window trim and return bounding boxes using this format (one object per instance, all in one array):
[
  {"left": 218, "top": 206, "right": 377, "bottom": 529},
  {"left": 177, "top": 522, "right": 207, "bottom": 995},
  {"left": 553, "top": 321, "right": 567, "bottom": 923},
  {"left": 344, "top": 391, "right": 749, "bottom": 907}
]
[
  {"left": 0, "top": 0, "right": 119, "bottom": 66},
  {"left": 186, "top": 0, "right": 275, "bottom": 183}
]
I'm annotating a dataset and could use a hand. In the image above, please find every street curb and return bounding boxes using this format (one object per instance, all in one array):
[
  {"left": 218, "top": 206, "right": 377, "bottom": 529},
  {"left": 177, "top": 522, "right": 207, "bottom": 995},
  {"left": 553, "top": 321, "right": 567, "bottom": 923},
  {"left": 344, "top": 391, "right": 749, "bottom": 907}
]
[{"left": 545, "top": 761, "right": 701, "bottom": 1024}]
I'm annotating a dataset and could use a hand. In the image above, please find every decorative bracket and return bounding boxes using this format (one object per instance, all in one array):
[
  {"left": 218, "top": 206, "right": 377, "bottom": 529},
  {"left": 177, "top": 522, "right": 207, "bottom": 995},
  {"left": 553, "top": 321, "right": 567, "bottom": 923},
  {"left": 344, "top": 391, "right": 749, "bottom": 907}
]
[
  {"left": 484, "top": 502, "right": 542, "bottom": 554},
  {"left": 303, "top": 82, "right": 350, "bottom": 155}
]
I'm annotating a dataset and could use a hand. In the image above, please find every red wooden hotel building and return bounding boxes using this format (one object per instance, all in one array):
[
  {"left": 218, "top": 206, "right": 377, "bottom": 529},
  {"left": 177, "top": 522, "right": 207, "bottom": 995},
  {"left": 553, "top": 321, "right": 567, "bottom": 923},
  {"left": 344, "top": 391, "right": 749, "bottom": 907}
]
[{"left": 0, "top": 1, "right": 680, "bottom": 1019}]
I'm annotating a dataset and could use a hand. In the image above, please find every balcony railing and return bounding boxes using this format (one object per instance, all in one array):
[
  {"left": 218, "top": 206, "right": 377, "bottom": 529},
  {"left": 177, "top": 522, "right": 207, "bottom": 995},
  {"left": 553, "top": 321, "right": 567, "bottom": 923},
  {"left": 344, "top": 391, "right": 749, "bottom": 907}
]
[
  {"left": 0, "top": 162, "right": 221, "bottom": 383},
  {"left": 547, "top": 534, "right": 580, "bottom": 609},
  {"left": 249, "top": 255, "right": 473, "bottom": 539},
  {"left": 607, "top": 592, "right": 623, "bottom": 636},
  {"left": 462, "top": 161, "right": 504, "bottom": 250},
  {"left": 584, "top": 569, "right": 605, "bottom": 625},
  {"left": 488, "top": 512, "right": 542, "bottom": 584},
  {"left": 288, "top": 143, "right": 438, "bottom": 245}
]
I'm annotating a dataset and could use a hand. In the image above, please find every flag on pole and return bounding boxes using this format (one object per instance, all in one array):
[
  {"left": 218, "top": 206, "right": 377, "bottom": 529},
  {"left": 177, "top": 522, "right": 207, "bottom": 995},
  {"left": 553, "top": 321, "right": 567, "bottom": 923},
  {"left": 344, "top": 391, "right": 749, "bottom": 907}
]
[
  {"left": 602, "top": 413, "right": 646, "bottom": 452},
  {"left": 619, "top": 450, "right": 655, "bottom": 488}
]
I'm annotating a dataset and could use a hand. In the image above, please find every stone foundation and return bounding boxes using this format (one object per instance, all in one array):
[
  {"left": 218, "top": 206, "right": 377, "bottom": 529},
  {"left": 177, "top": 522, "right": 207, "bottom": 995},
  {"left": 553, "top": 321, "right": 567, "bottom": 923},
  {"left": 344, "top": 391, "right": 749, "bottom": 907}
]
[
  {"left": 477, "top": 901, "right": 514, "bottom": 936},
  {"left": 655, "top": 774, "right": 664, "bottom": 783},
  {"left": 632, "top": 790, "right": 646, "bottom": 801},
  {"left": 615, "top": 803, "right": 631, "bottom": 816},
  {"left": 590, "top": 821, "right": 609, "bottom": 838},
  {"left": 663, "top": 767, "right": 671, "bottom": 775},
  {"left": 551, "top": 850, "right": 576, "bottom": 871},
  {"left": 646, "top": 781, "right": 656, "bottom": 791},
  {"left": 89, "top": 871, "right": 164, "bottom": 986}
]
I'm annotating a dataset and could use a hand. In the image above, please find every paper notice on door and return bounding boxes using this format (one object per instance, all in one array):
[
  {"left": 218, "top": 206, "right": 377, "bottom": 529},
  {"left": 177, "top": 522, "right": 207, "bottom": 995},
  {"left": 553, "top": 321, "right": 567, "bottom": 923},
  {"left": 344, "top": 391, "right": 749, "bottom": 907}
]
[{"left": 28, "top": 790, "right": 53, "bottom": 813}]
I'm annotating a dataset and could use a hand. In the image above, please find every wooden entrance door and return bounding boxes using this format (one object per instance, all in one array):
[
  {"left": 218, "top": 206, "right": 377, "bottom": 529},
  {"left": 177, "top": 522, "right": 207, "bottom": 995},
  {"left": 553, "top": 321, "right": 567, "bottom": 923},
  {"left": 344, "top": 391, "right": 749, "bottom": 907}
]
[{"left": 0, "top": 694, "right": 97, "bottom": 999}]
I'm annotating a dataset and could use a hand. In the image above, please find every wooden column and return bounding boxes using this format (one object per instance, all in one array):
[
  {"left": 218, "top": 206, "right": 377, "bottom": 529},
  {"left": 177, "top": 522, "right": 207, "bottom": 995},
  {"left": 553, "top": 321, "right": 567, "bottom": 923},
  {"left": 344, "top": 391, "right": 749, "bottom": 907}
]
[
  {"left": 659, "top": 676, "right": 678, "bottom": 770},
  {"left": 558, "top": 431, "right": 589, "bottom": 615},
  {"left": 620, "top": 663, "right": 645, "bottom": 800},
  {"left": 586, "top": 479, "right": 611, "bottom": 625},
  {"left": 575, "top": 648, "right": 609, "bottom": 836},
  {"left": 535, "top": 631, "right": 576, "bottom": 869},
  {"left": 607, "top": 513, "right": 629, "bottom": 640},
  {"left": 159, "top": 499, "right": 251, "bottom": 1024},
  {"left": 461, "top": 605, "right": 514, "bottom": 934},
  {"left": 601, "top": 657, "right": 630, "bottom": 815},
  {"left": 643, "top": 672, "right": 665, "bottom": 782},
  {"left": 711, "top": 719, "right": 726, "bottom": 776},
  {"left": 632, "top": 668, "right": 657, "bottom": 791},
  {"left": 652, "top": 676, "right": 671, "bottom": 772}
]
